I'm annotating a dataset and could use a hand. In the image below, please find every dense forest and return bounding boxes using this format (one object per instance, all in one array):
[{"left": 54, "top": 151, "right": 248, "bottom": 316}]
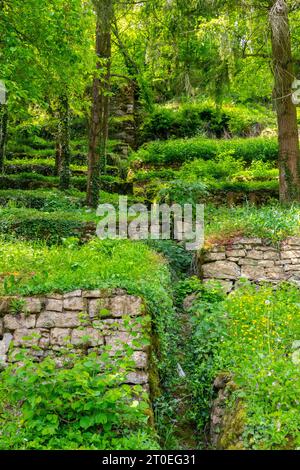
[{"left": 0, "top": 0, "right": 300, "bottom": 454}]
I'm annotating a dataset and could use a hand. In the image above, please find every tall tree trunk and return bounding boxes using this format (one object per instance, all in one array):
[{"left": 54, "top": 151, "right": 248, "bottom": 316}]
[
  {"left": 0, "top": 104, "right": 8, "bottom": 173},
  {"left": 269, "top": 0, "right": 300, "bottom": 203},
  {"left": 58, "top": 94, "right": 71, "bottom": 191},
  {"left": 55, "top": 122, "right": 62, "bottom": 177},
  {"left": 87, "top": 0, "right": 112, "bottom": 208}
]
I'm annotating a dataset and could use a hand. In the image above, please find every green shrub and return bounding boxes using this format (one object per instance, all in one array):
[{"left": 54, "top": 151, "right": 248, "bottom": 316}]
[
  {"left": 0, "top": 351, "right": 157, "bottom": 450},
  {"left": 0, "top": 207, "right": 96, "bottom": 244},
  {"left": 140, "top": 101, "right": 273, "bottom": 142},
  {"left": 131, "top": 137, "right": 278, "bottom": 167},
  {"left": 205, "top": 203, "right": 300, "bottom": 243},
  {"left": 0, "top": 189, "right": 84, "bottom": 211},
  {"left": 178, "top": 151, "right": 245, "bottom": 182},
  {"left": 157, "top": 180, "right": 208, "bottom": 206},
  {"left": 0, "top": 173, "right": 130, "bottom": 194},
  {"left": 182, "top": 282, "right": 300, "bottom": 449}
]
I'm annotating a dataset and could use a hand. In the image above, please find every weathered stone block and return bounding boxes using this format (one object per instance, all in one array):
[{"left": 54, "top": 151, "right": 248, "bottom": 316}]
[
  {"left": 226, "top": 249, "right": 246, "bottom": 258},
  {"left": 45, "top": 299, "right": 63, "bottom": 312},
  {"left": 37, "top": 311, "right": 83, "bottom": 328},
  {"left": 24, "top": 298, "right": 42, "bottom": 313},
  {"left": 13, "top": 328, "right": 42, "bottom": 347},
  {"left": 132, "top": 351, "right": 148, "bottom": 369},
  {"left": 105, "top": 331, "right": 144, "bottom": 352},
  {"left": 109, "top": 295, "right": 143, "bottom": 318},
  {"left": 203, "top": 261, "right": 240, "bottom": 280},
  {"left": 0, "top": 333, "right": 13, "bottom": 355},
  {"left": 4, "top": 313, "right": 36, "bottom": 330},
  {"left": 241, "top": 266, "right": 267, "bottom": 280},
  {"left": 281, "top": 250, "right": 300, "bottom": 259},
  {"left": 71, "top": 328, "right": 104, "bottom": 347},
  {"left": 50, "top": 328, "right": 71, "bottom": 346},
  {"left": 246, "top": 250, "right": 264, "bottom": 260},
  {"left": 63, "top": 290, "right": 82, "bottom": 298},
  {"left": 126, "top": 371, "right": 149, "bottom": 385},
  {"left": 203, "top": 252, "right": 226, "bottom": 261},
  {"left": 63, "top": 296, "right": 85, "bottom": 311}
]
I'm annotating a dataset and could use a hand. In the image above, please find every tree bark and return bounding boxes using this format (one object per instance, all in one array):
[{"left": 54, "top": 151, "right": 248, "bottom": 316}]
[
  {"left": 86, "top": 0, "right": 112, "bottom": 208},
  {"left": 58, "top": 94, "right": 71, "bottom": 190},
  {"left": 55, "top": 122, "right": 62, "bottom": 177},
  {"left": 0, "top": 103, "right": 8, "bottom": 173},
  {"left": 269, "top": 0, "right": 300, "bottom": 203}
]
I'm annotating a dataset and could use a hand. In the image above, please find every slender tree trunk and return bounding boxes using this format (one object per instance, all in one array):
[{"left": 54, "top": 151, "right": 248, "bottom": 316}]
[
  {"left": 0, "top": 104, "right": 8, "bottom": 173},
  {"left": 87, "top": 0, "right": 112, "bottom": 208},
  {"left": 269, "top": 0, "right": 300, "bottom": 203},
  {"left": 55, "top": 123, "right": 62, "bottom": 177},
  {"left": 58, "top": 94, "right": 71, "bottom": 190}
]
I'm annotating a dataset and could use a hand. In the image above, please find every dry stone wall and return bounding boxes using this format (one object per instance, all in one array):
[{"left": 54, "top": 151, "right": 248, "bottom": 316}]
[
  {"left": 0, "top": 288, "right": 150, "bottom": 387},
  {"left": 200, "top": 236, "right": 300, "bottom": 292}
]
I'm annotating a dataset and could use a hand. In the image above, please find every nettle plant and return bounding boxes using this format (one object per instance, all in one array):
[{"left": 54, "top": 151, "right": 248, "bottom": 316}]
[{"left": 0, "top": 312, "right": 155, "bottom": 450}]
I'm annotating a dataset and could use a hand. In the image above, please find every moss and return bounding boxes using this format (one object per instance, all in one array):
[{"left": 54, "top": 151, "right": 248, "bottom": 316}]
[{"left": 218, "top": 399, "right": 246, "bottom": 450}]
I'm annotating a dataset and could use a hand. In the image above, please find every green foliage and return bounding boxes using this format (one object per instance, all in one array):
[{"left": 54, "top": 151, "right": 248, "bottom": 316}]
[
  {"left": 0, "top": 207, "right": 96, "bottom": 244},
  {"left": 205, "top": 203, "right": 300, "bottom": 243},
  {"left": 178, "top": 151, "right": 245, "bottom": 182},
  {"left": 140, "top": 102, "right": 273, "bottom": 142},
  {"left": 145, "top": 240, "right": 193, "bottom": 280},
  {"left": 180, "top": 282, "right": 300, "bottom": 449},
  {"left": 217, "top": 284, "right": 300, "bottom": 450},
  {"left": 0, "top": 173, "right": 130, "bottom": 194},
  {"left": 157, "top": 180, "right": 208, "bottom": 206},
  {"left": 131, "top": 137, "right": 278, "bottom": 167},
  {"left": 0, "top": 352, "right": 158, "bottom": 450}
]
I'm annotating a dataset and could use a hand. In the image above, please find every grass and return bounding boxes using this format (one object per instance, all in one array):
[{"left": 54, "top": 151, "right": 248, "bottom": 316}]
[
  {"left": 131, "top": 136, "right": 278, "bottom": 167},
  {"left": 186, "top": 282, "right": 300, "bottom": 449},
  {"left": 205, "top": 203, "right": 300, "bottom": 244},
  {"left": 0, "top": 238, "right": 171, "bottom": 299}
]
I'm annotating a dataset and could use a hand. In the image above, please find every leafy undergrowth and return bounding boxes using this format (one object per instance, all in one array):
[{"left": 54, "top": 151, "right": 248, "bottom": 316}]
[
  {"left": 205, "top": 203, "right": 300, "bottom": 244},
  {"left": 131, "top": 136, "right": 278, "bottom": 167},
  {"left": 0, "top": 238, "right": 170, "bottom": 299},
  {"left": 0, "top": 238, "right": 177, "bottom": 450},
  {"left": 184, "top": 281, "right": 300, "bottom": 449},
  {"left": 0, "top": 352, "right": 158, "bottom": 450}
]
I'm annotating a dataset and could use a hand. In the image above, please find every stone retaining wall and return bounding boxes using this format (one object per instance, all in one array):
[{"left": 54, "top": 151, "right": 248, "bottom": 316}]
[
  {"left": 0, "top": 288, "right": 150, "bottom": 387},
  {"left": 200, "top": 236, "right": 300, "bottom": 292}
]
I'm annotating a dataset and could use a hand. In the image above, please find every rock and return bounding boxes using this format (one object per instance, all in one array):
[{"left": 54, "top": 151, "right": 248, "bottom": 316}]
[
  {"left": 245, "top": 250, "right": 264, "bottom": 260},
  {"left": 45, "top": 299, "right": 63, "bottom": 312},
  {"left": 203, "top": 261, "right": 241, "bottom": 280},
  {"left": 0, "top": 298, "right": 12, "bottom": 314},
  {"left": 63, "top": 296, "right": 85, "bottom": 311},
  {"left": 241, "top": 266, "right": 267, "bottom": 280},
  {"left": 0, "top": 333, "right": 13, "bottom": 355},
  {"left": 281, "top": 250, "right": 300, "bottom": 260},
  {"left": 71, "top": 328, "right": 104, "bottom": 347},
  {"left": 126, "top": 371, "right": 149, "bottom": 385},
  {"left": 105, "top": 331, "right": 144, "bottom": 353},
  {"left": 109, "top": 295, "right": 144, "bottom": 317},
  {"left": 50, "top": 328, "right": 71, "bottom": 346},
  {"left": 132, "top": 351, "right": 148, "bottom": 369},
  {"left": 63, "top": 290, "right": 82, "bottom": 298},
  {"left": 36, "top": 311, "right": 83, "bottom": 328},
  {"left": 203, "top": 252, "right": 226, "bottom": 262},
  {"left": 225, "top": 249, "right": 246, "bottom": 258},
  {"left": 13, "top": 328, "right": 41, "bottom": 347},
  {"left": 4, "top": 313, "right": 36, "bottom": 330},
  {"left": 24, "top": 298, "right": 42, "bottom": 313},
  {"left": 89, "top": 299, "right": 110, "bottom": 319},
  {"left": 82, "top": 289, "right": 110, "bottom": 298}
]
